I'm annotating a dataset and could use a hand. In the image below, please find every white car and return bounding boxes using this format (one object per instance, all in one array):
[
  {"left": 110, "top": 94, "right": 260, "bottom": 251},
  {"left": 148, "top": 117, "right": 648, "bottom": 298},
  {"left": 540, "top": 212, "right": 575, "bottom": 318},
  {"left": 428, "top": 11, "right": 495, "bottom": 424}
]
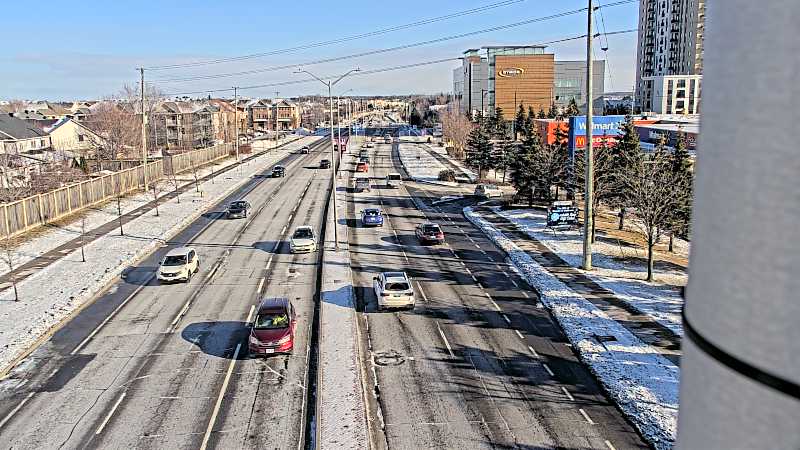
[
  {"left": 373, "top": 272, "right": 415, "bottom": 310},
  {"left": 157, "top": 247, "right": 199, "bottom": 283},
  {"left": 474, "top": 184, "right": 503, "bottom": 198},
  {"left": 290, "top": 226, "right": 317, "bottom": 253},
  {"left": 386, "top": 173, "right": 402, "bottom": 188}
]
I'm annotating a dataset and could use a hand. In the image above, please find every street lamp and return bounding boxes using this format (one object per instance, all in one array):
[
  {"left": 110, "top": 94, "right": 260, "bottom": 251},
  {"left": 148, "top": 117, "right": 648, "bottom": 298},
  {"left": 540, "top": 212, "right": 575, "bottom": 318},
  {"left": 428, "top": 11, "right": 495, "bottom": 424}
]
[{"left": 294, "top": 67, "right": 360, "bottom": 251}]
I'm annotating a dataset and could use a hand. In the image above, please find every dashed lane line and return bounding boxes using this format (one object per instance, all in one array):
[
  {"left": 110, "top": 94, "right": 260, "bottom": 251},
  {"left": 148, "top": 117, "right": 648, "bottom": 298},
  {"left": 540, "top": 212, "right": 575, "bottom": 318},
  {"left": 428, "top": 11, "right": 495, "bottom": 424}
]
[
  {"left": 0, "top": 392, "right": 34, "bottom": 430},
  {"left": 561, "top": 386, "right": 575, "bottom": 401},
  {"left": 543, "top": 363, "right": 555, "bottom": 377},
  {"left": 579, "top": 408, "right": 596, "bottom": 425},
  {"left": 95, "top": 392, "right": 126, "bottom": 435},
  {"left": 514, "top": 330, "right": 525, "bottom": 340}
]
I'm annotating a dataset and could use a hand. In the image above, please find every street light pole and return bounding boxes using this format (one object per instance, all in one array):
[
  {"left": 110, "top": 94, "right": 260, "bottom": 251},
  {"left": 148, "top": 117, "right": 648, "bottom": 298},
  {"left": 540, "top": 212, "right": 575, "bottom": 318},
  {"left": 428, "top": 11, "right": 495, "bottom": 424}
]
[
  {"left": 274, "top": 90, "right": 280, "bottom": 148},
  {"left": 582, "top": 0, "right": 595, "bottom": 270},
  {"left": 233, "top": 86, "right": 240, "bottom": 167},
  {"left": 139, "top": 67, "right": 148, "bottom": 191},
  {"left": 295, "top": 68, "right": 360, "bottom": 251}
]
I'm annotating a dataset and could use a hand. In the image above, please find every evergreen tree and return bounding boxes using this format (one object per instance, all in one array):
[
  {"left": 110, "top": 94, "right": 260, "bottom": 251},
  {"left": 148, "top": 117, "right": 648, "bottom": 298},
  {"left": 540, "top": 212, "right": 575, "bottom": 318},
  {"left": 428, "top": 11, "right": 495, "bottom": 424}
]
[
  {"left": 565, "top": 97, "right": 581, "bottom": 116},
  {"left": 524, "top": 108, "right": 536, "bottom": 140},
  {"left": 537, "top": 107, "right": 547, "bottom": 119},
  {"left": 465, "top": 126, "right": 495, "bottom": 179},
  {"left": 510, "top": 129, "right": 541, "bottom": 206},
  {"left": 491, "top": 106, "right": 507, "bottom": 139},
  {"left": 514, "top": 104, "right": 526, "bottom": 140},
  {"left": 547, "top": 100, "right": 559, "bottom": 119},
  {"left": 408, "top": 106, "right": 422, "bottom": 127},
  {"left": 610, "top": 115, "right": 641, "bottom": 228},
  {"left": 667, "top": 133, "right": 694, "bottom": 249}
]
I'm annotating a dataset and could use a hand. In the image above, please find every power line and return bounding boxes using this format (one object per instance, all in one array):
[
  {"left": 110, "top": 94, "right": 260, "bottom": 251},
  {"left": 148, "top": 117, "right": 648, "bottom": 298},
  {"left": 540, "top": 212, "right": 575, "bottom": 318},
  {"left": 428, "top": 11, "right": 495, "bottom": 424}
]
[
  {"left": 157, "top": 29, "right": 637, "bottom": 97},
  {"left": 145, "top": 0, "right": 526, "bottom": 71},
  {"left": 151, "top": 8, "right": 591, "bottom": 84}
]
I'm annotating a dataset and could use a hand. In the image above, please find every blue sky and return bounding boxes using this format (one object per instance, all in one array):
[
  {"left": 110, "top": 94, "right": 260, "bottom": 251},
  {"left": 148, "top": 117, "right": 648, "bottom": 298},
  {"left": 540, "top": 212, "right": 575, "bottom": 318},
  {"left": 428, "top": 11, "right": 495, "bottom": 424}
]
[{"left": 0, "top": 0, "right": 639, "bottom": 100}]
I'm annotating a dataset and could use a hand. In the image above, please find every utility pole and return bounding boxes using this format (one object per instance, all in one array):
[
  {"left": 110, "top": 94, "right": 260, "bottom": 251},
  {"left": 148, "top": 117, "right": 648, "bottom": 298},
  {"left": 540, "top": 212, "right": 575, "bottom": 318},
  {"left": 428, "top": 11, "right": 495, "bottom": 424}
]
[
  {"left": 581, "top": 0, "right": 594, "bottom": 271},
  {"left": 139, "top": 67, "right": 148, "bottom": 191},
  {"left": 234, "top": 87, "right": 240, "bottom": 166},
  {"left": 274, "top": 90, "right": 280, "bottom": 148}
]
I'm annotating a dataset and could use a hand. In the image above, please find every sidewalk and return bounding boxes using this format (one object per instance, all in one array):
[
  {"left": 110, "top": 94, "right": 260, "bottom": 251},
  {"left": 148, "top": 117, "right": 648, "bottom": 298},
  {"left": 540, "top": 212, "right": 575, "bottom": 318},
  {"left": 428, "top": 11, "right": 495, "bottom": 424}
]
[
  {"left": 464, "top": 206, "right": 679, "bottom": 450},
  {"left": 0, "top": 135, "right": 302, "bottom": 292},
  {"left": 0, "top": 136, "right": 316, "bottom": 374}
]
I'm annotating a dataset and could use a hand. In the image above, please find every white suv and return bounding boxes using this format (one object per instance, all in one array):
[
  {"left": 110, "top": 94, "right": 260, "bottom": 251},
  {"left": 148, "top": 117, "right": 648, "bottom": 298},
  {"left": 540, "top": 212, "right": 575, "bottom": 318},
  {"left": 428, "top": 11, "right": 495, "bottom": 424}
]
[
  {"left": 158, "top": 247, "right": 199, "bottom": 283},
  {"left": 373, "top": 272, "right": 415, "bottom": 310},
  {"left": 474, "top": 184, "right": 503, "bottom": 198}
]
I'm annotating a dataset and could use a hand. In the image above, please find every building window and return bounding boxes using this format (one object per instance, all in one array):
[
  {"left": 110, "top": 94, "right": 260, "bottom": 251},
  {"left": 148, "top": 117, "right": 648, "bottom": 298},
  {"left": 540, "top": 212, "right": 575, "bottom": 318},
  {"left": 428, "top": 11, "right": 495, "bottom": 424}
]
[{"left": 78, "top": 134, "right": 85, "bottom": 142}]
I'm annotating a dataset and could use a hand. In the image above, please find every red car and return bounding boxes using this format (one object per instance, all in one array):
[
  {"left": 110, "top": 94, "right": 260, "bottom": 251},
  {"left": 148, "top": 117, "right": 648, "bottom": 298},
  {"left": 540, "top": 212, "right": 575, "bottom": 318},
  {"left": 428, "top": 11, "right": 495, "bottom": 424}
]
[
  {"left": 415, "top": 222, "right": 445, "bottom": 245},
  {"left": 248, "top": 297, "right": 297, "bottom": 356},
  {"left": 356, "top": 162, "right": 369, "bottom": 172}
]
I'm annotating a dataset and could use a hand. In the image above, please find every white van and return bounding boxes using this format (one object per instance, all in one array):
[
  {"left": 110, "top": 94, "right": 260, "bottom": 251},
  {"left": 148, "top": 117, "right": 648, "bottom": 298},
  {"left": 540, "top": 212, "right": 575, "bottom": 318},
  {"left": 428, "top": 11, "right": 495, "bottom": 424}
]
[
  {"left": 474, "top": 184, "right": 503, "bottom": 198},
  {"left": 386, "top": 173, "right": 402, "bottom": 188}
]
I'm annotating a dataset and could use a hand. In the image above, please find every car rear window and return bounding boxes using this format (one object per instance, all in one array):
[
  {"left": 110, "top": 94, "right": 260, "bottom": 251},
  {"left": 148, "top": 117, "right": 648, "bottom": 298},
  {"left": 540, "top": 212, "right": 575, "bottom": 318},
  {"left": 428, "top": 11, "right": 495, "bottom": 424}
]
[
  {"left": 385, "top": 282, "right": 410, "bottom": 291},
  {"left": 364, "top": 210, "right": 379, "bottom": 216},
  {"left": 388, "top": 174, "right": 401, "bottom": 180},
  {"left": 254, "top": 311, "right": 290, "bottom": 329},
  {"left": 423, "top": 225, "right": 441, "bottom": 233}
]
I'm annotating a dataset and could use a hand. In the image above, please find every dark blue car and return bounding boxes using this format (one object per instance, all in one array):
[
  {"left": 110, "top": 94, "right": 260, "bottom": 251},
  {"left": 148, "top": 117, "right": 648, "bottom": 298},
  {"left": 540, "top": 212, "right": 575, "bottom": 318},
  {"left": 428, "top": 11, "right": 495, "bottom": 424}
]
[{"left": 361, "top": 208, "right": 384, "bottom": 227}]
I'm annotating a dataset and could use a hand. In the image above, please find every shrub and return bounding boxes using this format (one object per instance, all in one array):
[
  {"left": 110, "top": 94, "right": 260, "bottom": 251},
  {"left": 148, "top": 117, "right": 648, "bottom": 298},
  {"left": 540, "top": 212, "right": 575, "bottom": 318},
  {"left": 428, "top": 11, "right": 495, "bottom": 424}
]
[{"left": 438, "top": 169, "right": 456, "bottom": 182}]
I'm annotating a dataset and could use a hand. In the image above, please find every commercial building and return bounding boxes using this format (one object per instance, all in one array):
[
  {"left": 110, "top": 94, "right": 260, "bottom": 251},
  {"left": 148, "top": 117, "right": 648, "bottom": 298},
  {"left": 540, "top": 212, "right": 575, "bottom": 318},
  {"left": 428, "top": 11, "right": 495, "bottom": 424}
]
[
  {"left": 641, "top": 74, "right": 701, "bottom": 115},
  {"left": 635, "top": 0, "right": 705, "bottom": 111},
  {"left": 453, "top": 46, "right": 605, "bottom": 118}
]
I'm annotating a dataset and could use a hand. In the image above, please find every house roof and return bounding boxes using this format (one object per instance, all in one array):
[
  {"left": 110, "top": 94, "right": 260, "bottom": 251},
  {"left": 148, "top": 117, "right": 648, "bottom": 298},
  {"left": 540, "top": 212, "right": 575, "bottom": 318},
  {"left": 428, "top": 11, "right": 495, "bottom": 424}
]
[{"left": 0, "top": 114, "right": 49, "bottom": 140}]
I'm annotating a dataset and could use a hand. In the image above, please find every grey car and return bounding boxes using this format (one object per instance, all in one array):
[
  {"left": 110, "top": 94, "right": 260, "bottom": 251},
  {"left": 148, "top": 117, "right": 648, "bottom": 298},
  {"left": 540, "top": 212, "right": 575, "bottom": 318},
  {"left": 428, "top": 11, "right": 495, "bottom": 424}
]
[{"left": 227, "top": 200, "right": 251, "bottom": 219}]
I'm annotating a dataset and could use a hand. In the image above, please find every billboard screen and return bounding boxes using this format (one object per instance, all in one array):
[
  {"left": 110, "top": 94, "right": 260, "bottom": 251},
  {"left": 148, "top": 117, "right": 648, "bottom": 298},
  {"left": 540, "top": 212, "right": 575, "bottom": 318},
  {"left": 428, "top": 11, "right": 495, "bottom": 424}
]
[{"left": 568, "top": 115, "right": 627, "bottom": 153}]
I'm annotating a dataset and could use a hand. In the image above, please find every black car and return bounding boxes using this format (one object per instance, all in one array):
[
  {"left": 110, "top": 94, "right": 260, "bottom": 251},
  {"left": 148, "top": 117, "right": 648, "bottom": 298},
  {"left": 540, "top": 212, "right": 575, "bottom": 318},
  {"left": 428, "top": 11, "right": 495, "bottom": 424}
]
[
  {"left": 227, "top": 200, "right": 251, "bottom": 219},
  {"left": 271, "top": 166, "right": 286, "bottom": 177},
  {"left": 319, "top": 159, "right": 331, "bottom": 169}
]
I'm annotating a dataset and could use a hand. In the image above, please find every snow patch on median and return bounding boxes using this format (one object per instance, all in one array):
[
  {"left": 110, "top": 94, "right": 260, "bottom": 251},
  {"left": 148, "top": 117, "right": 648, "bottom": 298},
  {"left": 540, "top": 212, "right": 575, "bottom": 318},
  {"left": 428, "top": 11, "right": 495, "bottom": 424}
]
[{"left": 464, "top": 206, "right": 679, "bottom": 450}]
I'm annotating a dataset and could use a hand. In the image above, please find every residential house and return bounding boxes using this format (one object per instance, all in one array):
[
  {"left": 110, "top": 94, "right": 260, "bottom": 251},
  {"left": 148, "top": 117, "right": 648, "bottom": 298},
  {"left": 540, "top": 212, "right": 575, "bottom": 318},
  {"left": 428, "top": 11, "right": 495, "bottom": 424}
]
[
  {"left": 207, "top": 99, "right": 237, "bottom": 143},
  {"left": 47, "top": 117, "right": 107, "bottom": 156},
  {"left": 248, "top": 98, "right": 301, "bottom": 133},
  {"left": 1, "top": 114, "right": 52, "bottom": 155},
  {"left": 151, "top": 101, "right": 215, "bottom": 150},
  {"left": 274, "top": 99, "right": 300, "bottom": 131},
  {"left": 248, "top": 99, "right": 273, "bottom": 134}
]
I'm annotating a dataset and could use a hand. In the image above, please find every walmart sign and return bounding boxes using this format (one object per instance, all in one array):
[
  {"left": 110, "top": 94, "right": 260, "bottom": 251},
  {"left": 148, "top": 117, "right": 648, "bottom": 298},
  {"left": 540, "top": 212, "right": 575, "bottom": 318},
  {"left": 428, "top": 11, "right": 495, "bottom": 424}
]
[{"left": 567, "top": 115, "right": 627, "bottom": 154}]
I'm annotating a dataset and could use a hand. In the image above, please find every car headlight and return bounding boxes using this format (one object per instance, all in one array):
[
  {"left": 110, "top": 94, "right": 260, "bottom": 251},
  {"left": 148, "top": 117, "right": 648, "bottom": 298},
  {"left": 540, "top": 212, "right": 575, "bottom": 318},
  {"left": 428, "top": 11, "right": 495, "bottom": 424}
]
[{"left": 249, "top": 334, "right": 260, "bottom": 345}]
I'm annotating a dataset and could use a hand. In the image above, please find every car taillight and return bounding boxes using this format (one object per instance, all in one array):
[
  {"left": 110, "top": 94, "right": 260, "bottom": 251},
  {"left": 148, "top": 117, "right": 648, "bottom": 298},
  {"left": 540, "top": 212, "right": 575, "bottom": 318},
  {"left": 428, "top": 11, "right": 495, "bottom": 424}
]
[
  {"left": 380, "top": 292, "right": 390, "bottom": 297},
  {"left": 436, "top": 233, "right": 444, "bottom": 239},
  {"left": 276, "top": 334, "right": 291, "bottom": 345}
]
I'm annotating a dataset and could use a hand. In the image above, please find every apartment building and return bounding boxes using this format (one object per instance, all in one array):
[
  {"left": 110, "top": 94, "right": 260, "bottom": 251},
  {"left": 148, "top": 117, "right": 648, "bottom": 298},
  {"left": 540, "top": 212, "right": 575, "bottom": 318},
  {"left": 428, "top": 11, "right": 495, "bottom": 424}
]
[
  {"left": 635, "top": 0, "right": 705, "bottom": 112},
  {"left": 642, "top": 74, "right": 701, "bottom": 114},
  {"left": 248, "top": 99, "right": 301, "bottom": 133},
  {"left": 151, "top": 101, "right": 214, "bottom": 150}
]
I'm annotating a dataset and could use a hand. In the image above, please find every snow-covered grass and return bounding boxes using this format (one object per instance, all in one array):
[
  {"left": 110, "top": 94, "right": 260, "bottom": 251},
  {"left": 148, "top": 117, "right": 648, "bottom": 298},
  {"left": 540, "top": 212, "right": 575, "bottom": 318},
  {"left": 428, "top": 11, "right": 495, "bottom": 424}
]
[
  {"left": 0, "top": 136, "right": 316, "bottom": 373},
  {"left": 0, "top": 135, "right": 301, "bottom": 281},
  {"left": 464, "top": 206, "right": 679, "bottom": 450},
  {"left": 397, "top": 141, "right": 456, "bottom": 186},
  {"left": 496, "top": 207, "right": 685, "bottom": 336}
]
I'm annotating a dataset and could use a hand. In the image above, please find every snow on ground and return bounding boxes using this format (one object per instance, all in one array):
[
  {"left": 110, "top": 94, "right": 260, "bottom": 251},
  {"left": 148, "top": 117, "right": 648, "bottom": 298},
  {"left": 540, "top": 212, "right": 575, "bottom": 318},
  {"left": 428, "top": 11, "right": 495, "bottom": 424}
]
[
  {"left": 396, "top": 140, "right": 455, "bottom": 186},
  {"left": 497, "top": 207, "right": 685, "bottom": 336},
  {"left": 0, "top": 136, "right": 301, "bottom": 280},
  {"left": 464, "top": 207, "right": 679, "bottom": 450},
  {"left": 0, "top": 136, "right": 316, "bottom": 373}
]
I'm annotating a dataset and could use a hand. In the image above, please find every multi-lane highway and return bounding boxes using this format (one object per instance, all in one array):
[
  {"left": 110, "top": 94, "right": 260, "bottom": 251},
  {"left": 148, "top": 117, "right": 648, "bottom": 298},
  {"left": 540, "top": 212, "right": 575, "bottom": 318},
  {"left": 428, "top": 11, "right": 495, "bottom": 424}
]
[
  {"left": 0, "top": 129, "right": 649, "bottom": 450},
  {"left": 0, "top": 138, "right": 332, "bottom": 449},
  {"left": 346, "top": 136, "right": 648, "bottom": 449}
]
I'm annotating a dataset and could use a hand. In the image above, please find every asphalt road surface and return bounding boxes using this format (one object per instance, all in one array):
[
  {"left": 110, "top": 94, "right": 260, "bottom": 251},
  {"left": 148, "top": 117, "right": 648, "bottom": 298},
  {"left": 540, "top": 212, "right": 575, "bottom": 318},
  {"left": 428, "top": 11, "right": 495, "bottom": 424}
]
[
  {"left": 0, "top": 138, "right": 332, "bottom": 449},
  {"left": 347, "top": 139, "right": 649, "bottom": 450}
]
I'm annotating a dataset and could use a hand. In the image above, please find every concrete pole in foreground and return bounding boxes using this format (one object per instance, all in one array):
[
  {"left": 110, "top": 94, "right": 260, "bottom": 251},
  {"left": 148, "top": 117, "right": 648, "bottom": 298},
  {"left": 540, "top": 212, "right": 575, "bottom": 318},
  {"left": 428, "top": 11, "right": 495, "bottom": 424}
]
[
  {"left": 677, "top": 1, "right": 800, "bottom": 448},
  {"left": 581, "top": 0, "right": 594, "bottom": 271}
]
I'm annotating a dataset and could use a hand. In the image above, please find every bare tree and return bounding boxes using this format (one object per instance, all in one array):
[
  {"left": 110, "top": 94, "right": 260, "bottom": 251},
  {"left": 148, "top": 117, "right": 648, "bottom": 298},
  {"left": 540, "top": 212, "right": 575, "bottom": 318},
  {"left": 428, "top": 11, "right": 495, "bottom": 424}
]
[
  {"left": 620, "top": 141, "right": 691, "bottom": 281},
  {"left": 79, "top": 216, "right": 87, "bottom": 262},
  {"left": 0, "top": 236, "right": 19, "bottom": 301},
  {"left": 151, "top": 180, "right": 164, "bottom": 217},
  {"left": 573, "top": 137, "right": 617, "bottom": 243},
  {"left": 440, "top": 108, "right": 473, "bottom": 160}
]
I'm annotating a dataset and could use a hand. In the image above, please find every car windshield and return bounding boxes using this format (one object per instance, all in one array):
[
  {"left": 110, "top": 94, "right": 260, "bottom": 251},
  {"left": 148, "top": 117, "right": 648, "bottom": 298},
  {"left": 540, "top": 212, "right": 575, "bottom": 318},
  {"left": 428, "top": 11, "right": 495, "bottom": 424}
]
[
  {"left": 423, "top": 225, "right": 440, "bottom": 234},
  {"left": 162, "top": 255, "right": 187, "bottom": 266},
  {"left": 273, "top": 166, "right": 283, "bottom": 171},
  {"left": 385, "top": 282, "right": 410, "bottom": 291},
  {"left": 254, "top": 312, "right": 290, "bottom": 329},
  {"left": 364, "top": 210, "right": 379, "bottom": 216},
  {"left": 230, "top": 201, "right": 246, "bottom": 209},
  {"left": 293, "top": 229, "right": 313, "bottom": 239},
  {"left": 388, "top": 174, "right": 401, "bottom": 180}
]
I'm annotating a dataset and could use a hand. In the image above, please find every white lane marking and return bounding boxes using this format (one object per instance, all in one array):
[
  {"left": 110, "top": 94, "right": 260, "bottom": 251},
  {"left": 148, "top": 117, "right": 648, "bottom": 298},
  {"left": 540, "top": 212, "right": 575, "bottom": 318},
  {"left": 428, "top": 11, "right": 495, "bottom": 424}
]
[
  {"left": 502, "top": 314, "right": 511, "bottom": 325},
  {"left": 474, "top": 244, "right": 480, "bottom": 249},
  {"left": 514, "top": 329, "right": 525, "bottom": 340},
  {"left": 281, "top": 225, "right": 287, "bottom": 234},
  {"left": 477, "top": 282, "right": 484, "bottom": 289},
  {"left": 436, "top": 322, "right": 455, "bottom": 358},
  {"left": 71, "top": 274, "right": 154, "bottom": 355},
  {"left": 470, "top": 274, "right": 478, "bottom": 282},
  {"left": 245, "top": 304, "right": 256, "bottom": 323},
  {"left": 509, "top": 279, "right": 519, "bottom": 288},
  {"left": 200, "top": 343, "right": 242, "bottom": 450},
  {"left": 502, "top": 271, "right": 510, "bottom": 277},
  {"left": 287, "top": 214, "right": 293, "bottom": 222},
  {"left": 95, "top": 392, "right": 126, "bottom": 435},
  {"left": 256, "top": 278, "right": 264, "bottom": 294},
  {"left": 168, "top": 297, "right": 194, "bottom": 331},
  {"left": 579, "top": 408, "right": 595, "bottom": 425},
  {"left": 561, "top": 386, "right": 575, "bottom": 401},
  {"left": 416, "top": 283, "right": 428, "bottom": 303},
  {"left": 527, "top": 346, "right": 539, "bottom": 357},
  {"left": 543, "top": 363, "right": 555, "bottom": 377},
  {"left": 604, "top": 440, "right": 617, "bottom": 450},
  {"left": 0, "top": 392, "right": 34, "bottom": 430},
  {"left": 521, "top": 291, "right": 530, "bottom": 298}
]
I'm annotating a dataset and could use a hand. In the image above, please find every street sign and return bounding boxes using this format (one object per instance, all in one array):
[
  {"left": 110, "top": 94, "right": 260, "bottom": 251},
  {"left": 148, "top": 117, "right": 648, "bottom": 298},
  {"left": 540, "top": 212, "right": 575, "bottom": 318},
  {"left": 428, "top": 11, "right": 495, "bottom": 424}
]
[{"left": 547, "top": 201, "right": 578, "bottom": 227}]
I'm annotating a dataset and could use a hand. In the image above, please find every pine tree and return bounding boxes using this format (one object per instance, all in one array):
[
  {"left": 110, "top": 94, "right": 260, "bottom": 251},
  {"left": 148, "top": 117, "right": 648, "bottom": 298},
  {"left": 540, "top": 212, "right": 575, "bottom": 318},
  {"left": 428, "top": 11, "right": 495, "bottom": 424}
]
[
  {"left": 537, "top": 107, "right": 546, "bottom": 119},
  {"left": 667, "top": 132, "right": 694, "bottom": 249},
  {"left": 610, "top": 115, "right": 641, "bottom": 229},
  {"left": 524, "top": 109, "right": 536, "bottom": 140},
  {"left": 514, "top": 104, "right": 526, "bottom": 141},
  {"left": 510, "top": 129, "right": 541, "bottom": 206},
  {"left": 492, "top": 106, "right": 507, "bottom": 139},
  {"left": 547, "top": 101, "right": 559, "bottom": 119},
  {"left": 465, "top": 126, "right": 494, "bottom": 180},
  {"left": 566, "top": 97, "right": 581, "bottom": 116}
]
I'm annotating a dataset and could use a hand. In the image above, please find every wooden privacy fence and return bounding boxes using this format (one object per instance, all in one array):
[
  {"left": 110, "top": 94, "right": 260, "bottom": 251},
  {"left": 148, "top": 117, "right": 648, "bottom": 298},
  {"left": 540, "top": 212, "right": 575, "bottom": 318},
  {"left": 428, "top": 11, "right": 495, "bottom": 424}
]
[{"left": 0, "top": 143, "right": 233, "bottom": 239}]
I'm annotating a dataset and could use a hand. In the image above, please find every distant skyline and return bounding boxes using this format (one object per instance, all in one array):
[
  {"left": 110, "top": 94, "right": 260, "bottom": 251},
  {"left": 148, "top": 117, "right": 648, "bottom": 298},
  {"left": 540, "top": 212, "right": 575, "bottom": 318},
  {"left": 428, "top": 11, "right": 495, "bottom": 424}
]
[{"left": 1, "top": 0, "right": 639, "bottom": 101}]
